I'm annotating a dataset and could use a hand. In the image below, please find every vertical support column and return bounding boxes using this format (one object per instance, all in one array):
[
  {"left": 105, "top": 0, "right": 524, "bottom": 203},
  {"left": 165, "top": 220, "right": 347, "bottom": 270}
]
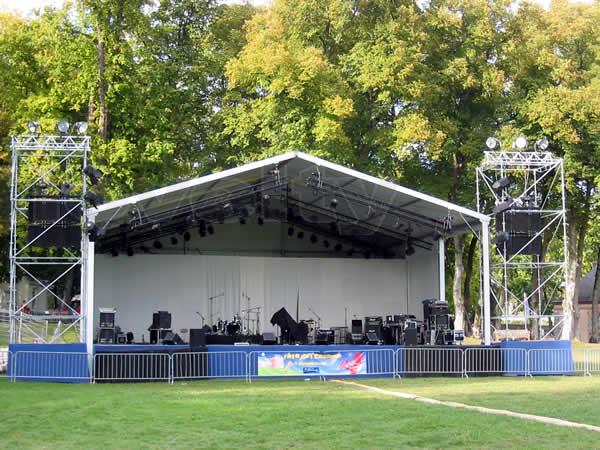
[
  {"left": 84, "top": 239, "right": 95, "bottom": 357},
  {"left": 438, "top": 238, "right": 445, "bottom": 303},
  {"left": 481, "top": 220, "right": 492, "bottom": 345}
]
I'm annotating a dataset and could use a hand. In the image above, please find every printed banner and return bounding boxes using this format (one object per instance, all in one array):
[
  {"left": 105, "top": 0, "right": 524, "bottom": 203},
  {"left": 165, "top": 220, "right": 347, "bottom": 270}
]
[{"left": 257, "top": 351, "right": 366, "bottom": 376}]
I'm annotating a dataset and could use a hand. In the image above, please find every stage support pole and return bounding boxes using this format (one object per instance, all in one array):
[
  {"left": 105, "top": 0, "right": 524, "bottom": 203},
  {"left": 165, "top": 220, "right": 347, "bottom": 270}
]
[
  {"left": 85, "top": 239, "right": 95, "bottom": 358},
  {"left": 438, "top": 238, "right": 445, "bottom": 303},
  {"left": 481, "top": 221, "right": 492, "bottom": 345}
]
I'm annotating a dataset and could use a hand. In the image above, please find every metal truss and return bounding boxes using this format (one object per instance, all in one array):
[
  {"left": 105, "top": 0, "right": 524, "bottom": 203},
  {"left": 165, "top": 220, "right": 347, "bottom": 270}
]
[
  {"left": 477, "top": 150, "right": 567, "bottom": 340},
  {"left": 8, "top": 134, "right": 90, "bottom": 344}
]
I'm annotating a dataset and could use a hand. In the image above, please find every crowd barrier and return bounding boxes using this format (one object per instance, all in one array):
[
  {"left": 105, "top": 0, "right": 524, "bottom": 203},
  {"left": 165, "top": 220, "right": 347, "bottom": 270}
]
[{"left": 5, "top": 347, "right": 600, "bottom": 382}]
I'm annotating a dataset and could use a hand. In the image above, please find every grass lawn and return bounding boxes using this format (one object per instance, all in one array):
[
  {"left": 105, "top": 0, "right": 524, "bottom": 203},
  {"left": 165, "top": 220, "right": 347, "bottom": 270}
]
[
  {"left": 0, "top": 377, "right": 599, "bottom": 449},
  {"left": 363, "top": 376, "right": 600, "bottom": 426}
]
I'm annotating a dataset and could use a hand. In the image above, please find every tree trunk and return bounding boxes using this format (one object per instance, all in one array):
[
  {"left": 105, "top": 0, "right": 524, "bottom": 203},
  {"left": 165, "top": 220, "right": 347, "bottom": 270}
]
[
  {"left": 591, "top": 251, "right": 600, "bottom": 343},
  {"left": 453, "top": 235, "right": 467, "bottom": 331},
  {"left": 562, "top": 209, "right": 578, "bottom": 340},
  {"left": 462, "top": 234, "right": 477, "bottom": 335},
  {"left": 97, "top": 30, "right": 109, "bottom": 141}
]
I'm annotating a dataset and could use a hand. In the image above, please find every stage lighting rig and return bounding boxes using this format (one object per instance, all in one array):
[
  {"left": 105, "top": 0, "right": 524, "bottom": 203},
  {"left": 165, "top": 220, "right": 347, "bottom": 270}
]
[
  {"left": 27, "top": 121, "right": 40, "bottom": 135},
  {"left": 73, "top": 121, "right": 88, "bottom": 135},
  {"left": 84, "top": 191, "right": 103, "bottom": 209},
  {"left": 492, "top": 199, "right": 512, "bottom": 214},
  {"left": 513, "top": 136, "right": 528, "bottom": 149},
  {"left": 534, "top": 136, "right": 549, "bottom": 151},
  {"left": 84, "top": 165, "right": 103, "bottom": 185},
  {"left": 56, "top": 119, "right": 70, "bottom": 135},
  {"left": 485, "top": 137, "right": 500, "bottom": 150}
]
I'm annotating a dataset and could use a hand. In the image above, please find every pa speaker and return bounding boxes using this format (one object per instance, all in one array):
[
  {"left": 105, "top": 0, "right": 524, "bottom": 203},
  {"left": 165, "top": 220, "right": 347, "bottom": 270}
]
[{"left": 190, "top": 329, "right": 207, "bottom": 348}]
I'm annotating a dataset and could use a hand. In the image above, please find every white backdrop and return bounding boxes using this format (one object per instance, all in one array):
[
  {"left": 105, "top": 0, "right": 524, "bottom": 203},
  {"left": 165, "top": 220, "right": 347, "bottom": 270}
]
[{"left": 94, "top": 250, "right": 438, "bottom": 341}]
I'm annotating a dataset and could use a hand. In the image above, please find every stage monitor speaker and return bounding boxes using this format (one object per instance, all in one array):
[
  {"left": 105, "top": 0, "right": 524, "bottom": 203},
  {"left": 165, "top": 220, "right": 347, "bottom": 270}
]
[
  {"left": 116, "top": 333, "right": 127, "bottom": 344},
  {"left": 351, "top": 319, "right": 363, "bottom": 335},
  {"left": 366, "top": 332, "right": 380, "bottom": 345},
  {"left": 99, "top": 308, "right": 116, "bottom": 328},
  {"left": 262, "top": 332, "right": 277, "bottom": 345},
  {"left": 190, "top": 329, "right": 207, "bottom": 348},
  {"left": 126, "top": 332, "right": 134, "bottom": 344},
  {"left": 315, "top": 329, "right": 334, "bottom": 345},
  {"left": 162, "top": 331, "right": 180, "bottom": 345},
  {"left": 98, "top": 328, "right": 115, "bottom": 344},
  {"left": 404, "top": 328, "right": 418, "bottom": 346}
]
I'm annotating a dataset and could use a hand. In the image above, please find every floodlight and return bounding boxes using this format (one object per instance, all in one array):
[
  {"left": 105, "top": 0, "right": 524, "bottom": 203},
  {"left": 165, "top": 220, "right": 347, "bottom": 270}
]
[
  {"left": 84, "top": 191, "right": 103, "bottom": 208},
  {"left": 84, "top": 165, "right": 103, "bottom": 185},
  {"left": 27, "top": 121, "right": 40, "bottom": 134},
  {"left": 74, "top": 121, "right": 88, "bottom": 134},
  {"left": 485, "top": 137, "right": 500, "bottom": 150},
  {"left": 514, "top": 136, "right": 528, "bottom": 149},
  {"left": 535, "top": 137, "right": 549, "bottom": 151},
  {"left": 57, "top": 119, "right": 70, "bottom": 134},
  {"left": 492, "top": 176, "right": 511, "bottom": 192},
  {"left": 330, "top": 198, "right": 338, "bottom": 209}
]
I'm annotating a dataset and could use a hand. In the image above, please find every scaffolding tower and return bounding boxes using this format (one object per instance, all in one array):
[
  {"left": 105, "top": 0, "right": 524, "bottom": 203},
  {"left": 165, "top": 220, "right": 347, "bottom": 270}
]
[
  {"left": 477, "top": 149, "right": 567, "bottom": 340},
  {"left": 8, "top": 134, "right": 90, "bottom": 344}
]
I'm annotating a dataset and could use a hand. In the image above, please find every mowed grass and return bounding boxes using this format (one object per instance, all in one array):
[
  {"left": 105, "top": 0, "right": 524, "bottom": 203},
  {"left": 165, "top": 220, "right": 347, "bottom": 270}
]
[
  {"left": 1, "top": 378, "right": 600, "bottom": 449},
  {"left": 364, "top": 375, "right": 600, "bottom": 426}
]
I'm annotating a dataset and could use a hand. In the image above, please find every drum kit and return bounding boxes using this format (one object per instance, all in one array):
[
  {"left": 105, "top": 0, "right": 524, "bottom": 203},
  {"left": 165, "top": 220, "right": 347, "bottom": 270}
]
[{"left": 216, "top": 314, "right": 243, "bottom": 336}]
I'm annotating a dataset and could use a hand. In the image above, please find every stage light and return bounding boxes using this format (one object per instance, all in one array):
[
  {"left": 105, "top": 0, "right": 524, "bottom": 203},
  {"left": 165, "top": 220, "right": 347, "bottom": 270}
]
[
  {"left": 493, "top": 200, "right": 512, "bottom": 214},
  {"left": 240, "top": 207, "right": 249, "bottom": 218},
  {"left": 84, "top": 191, "right": 103, "bottom": 208},
  {"left": 73, "top": 121, "right": 88, "bottom": 134},
  {"left": 330, "top": 198, "right": 338, "bottom": 209},
  {"left": 514, "top": 136, "right": 528, "bottom": 149},
  {"left": 153, "top": 240, "right": 163, "bottom": 249},
  {"left": 183, "top": 231, "right": 191, "bottom": 241},
  {"left": 364, "top": 251, "right": 371, "bottom": 259},
  {"left": 323, "top": 240, "right": 330, "bottom": 248},
  {"left": 263, "top": 193, "right": 271, "bottom": 201},
  {"left": 27, "top": 120, "right": 40, "bottom": 134},
  {"left": 199, "top": 229, "right": 206, "bottom": 237},
  {"left": 334, "top": 243, "right": 342, "bottom": 252},
  {"left": 257, "top": 217, "right": 264, "bottom": 226},
  {"left": 126, "top": 247, "right": 134, "bottom": 257},
  {"left": 394, "top": 218, "right": 403, "bottom": 229},
  {"left": 366, "top": 206, "right": 375, "bottom": 219},
  {"left": 310, "top": 234, "right": 318, "bottom": 244},
  {"left": 535, "top": 136, "right": 549, "bottom": 151},
  {"left": 239, "top": 217, "right": 246, "bottom": 225},
  {"left": 60, "top": 183, "right": 74, "bottom": 197},
  {"left": 288, "top": 226, "right": 294, "bottom": 237},
  {"left": 140, "top": 245, "right": 151, "bottom": 253},
  {"left": 405, "top": 225, "right": 413, "bottom": 234},
  {"left": 186, "top": 215, "right": 196, "bottom": 226},
  {"left": 492, "top": 176, "right": 511, "bottom": 192},
  {"left": 406, "top": 242, "right": 415, "bottom": 256},
  {"left": 347, "top": 249, "right": 354, "bottom": 256},
  {"left": 84, "top": 165, "right": 103, "bottom": 185},
  {"left": 56, "top": 119, "right": 70, "bottom": 134},
  {"left": 485, "top": 137, "right": 500, "bottom": 150},
  {"left": 207, "top": 224, "right": 214, "bottom": 235},
  {"left": 297, "top": 231, "right": 304, "bottom": 239},
  {"left": 171, "top": 236, "right": 179, "bottom": 245},
  {"left": 110, "top": 248, "right": 119, "bottom": 257}
]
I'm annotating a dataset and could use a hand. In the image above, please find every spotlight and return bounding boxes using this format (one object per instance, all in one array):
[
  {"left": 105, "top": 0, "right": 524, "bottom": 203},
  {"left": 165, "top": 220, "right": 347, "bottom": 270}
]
[
  {"left": 297, "top": 231, "right": 304, "bottom": 239},
  {"left": 73, "top": 121, "right": 88, "bottom": 134},
  {"left": 56, "top": 119, "right": 70, "bottom": 134},
  {"left": 535, "top": 136, "right": 549, "bottom": 151},
  {"left": 83, "top": 220, "right": 96, "bottom": 235},
  {"left": 171, "top": 236, "right": 179, "bottom": 245},
  {"left": 493, "top": 200, "right": 513, "bottom": 214},
  {"left": 239, "top": 217, "right": 246, "bottom": 225},
  {"left": 330, "top": 198, "right": 338, "bottom": 209},
  {"left": 492, "top": 232, "right": 510, "bottom": 244},
  {"left": 126, "top": 247, "right": 134, "bottom": 257},
  {"left": 183, "top": 231, "right": 191, "bottom": 241},
  {"left": 207, "top": 224, "right": 214, "bottom": 235},
  {"left": 153, "top": 240, "right": 163, "bottom": 249},
  {"left": 323, "top": 240, "right": 330, "bottom": 248},
  {"left": 492, "top": 176, "right": 511, "bottom": 192},
  {"left": 152, "top": 223, "right": 161, "bottom": 231},
  {"left": 199, "top": 229, "right": 207, "bottom": 237},
  {"left": 310, "top": 234, "right": 318, "bottom": 244},
  {"left": 186, "top": 215, "right": 196, "bottom": 226},
  {"left": 110, "top": 248, "right": 119, "bottom": 257},
  {"left": 513, "top": 136, "right": 528, "bottom": 149},
  {"left": 84, "top": 191, "right": 103, "bottom": 208},
  {"left": 59, "top": 183, "right": 74, "bottom": 197},
  {"left": 334, "top": 243, "right": 342, "bottom": 252},
  {"left": 27, "top": 120, "right": 40, "bottom": 134},
  {"left": 83, "top": 165, "right": 103, "bottom": 185},
  {"left": 485, "top": 137, "right": 500, "bottom": 150},
  {"left": 257, "top": 217, "right": 264, "bottom": 226},
  {"left": 288, "top": 226, "right": 294, "bottom": 237},
  {"left": 263, "top": 193, "right": 271, "bottom": 201}
]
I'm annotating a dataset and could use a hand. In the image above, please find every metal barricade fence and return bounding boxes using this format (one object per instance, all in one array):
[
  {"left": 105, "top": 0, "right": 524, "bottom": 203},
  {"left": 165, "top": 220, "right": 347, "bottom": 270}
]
[
  {"left": 94, "top": 353, "right": 171, "bottom": 382},
  {"left": 570, "top": 347, "right": 588, "bottom": 375},
  {"left": 584, "top": 349, "right": 600, "bottom": 375},
  {"left": 0, "top": 349, "right": 11, "bottom": 379},
  {"left": 13, "top": 351, "right": 90, "bottom": 382},
  {"left": 398, "top": 347, "right": 463, "bottom": 376},
  {"left": 248, "top": 349, "right": 396, "bottom": 381},
  {"left": 527, "top": 348, "right": 577, "bottom": 376},
  {"left": 464, "top": 347, "right": 528, "bottom": 376},
  {"left": 172, "top": 351, "right": 248, "bottom": 381}
]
